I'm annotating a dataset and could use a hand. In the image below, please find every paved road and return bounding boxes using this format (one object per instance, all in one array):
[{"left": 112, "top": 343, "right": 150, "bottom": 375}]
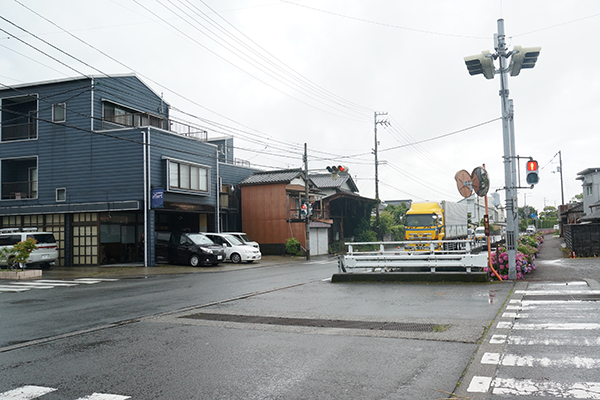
[{"left": 2, "top": 236, "right": 598, "bottom": 399}]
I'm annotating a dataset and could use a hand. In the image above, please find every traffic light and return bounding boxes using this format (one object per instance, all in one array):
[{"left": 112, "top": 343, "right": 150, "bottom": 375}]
[
  {"left": 326, "top": 165, "right": 348, "bottom": 180},
  {"left": 464, "top": 50, "right": 495, "bottom": 80},
  {"left": 301, "top": 203, "right": 308, "bottom": 218},
  {"left": 526, "top": 160, "right": 539, "bottom": 185},
  {"left": 508, "top": 46, "right": 541, "bottom": 76}
]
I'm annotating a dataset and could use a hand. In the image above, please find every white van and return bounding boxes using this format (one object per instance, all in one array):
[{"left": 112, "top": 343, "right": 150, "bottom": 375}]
[
  {"left": 0, "top": 228, "right": 58, "bottom": 269},
  {"left": 226, "top": 232, "right": 260, "bottom": 251},
  {"left": 204, "top": 233, "right": 261, "bottom": 264}
]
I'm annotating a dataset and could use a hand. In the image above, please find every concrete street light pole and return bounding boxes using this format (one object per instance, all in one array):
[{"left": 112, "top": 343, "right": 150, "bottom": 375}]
[
  {"left": 465, "top": 18, "right": 540, "bottom": 279},
  {"left": 496, "top": 19, "right": 519, "bottom": 279}
]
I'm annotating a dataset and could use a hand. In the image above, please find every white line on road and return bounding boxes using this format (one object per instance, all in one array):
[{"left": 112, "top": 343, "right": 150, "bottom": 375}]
[
  {"left": 482, "top": 352, "right": 600, "bottom": 368},
  {"left": 507, "top": 335, "right": 600, "bottom": 346},
  {"left": 0, "top": 286, "right": 29, "bottom": 292},
  {"left": 4, "top": 282, "right": 54, "bottom": 289},
  {"left": 491, "top": 377, "right": 600, "bottom": 398},
  {"left": 0, "top": 385, "right": 56, "bottom": 399},
  {"left": 513, "top": 322, "right": 600, "bottom": 330},
  {"left": 27, "top": 280, "right": 79, "bottom": 286},
  {"left": 514, "top": 289, "right": 600, "bottom": 295},
  {"left": 75, "top": 278, "right": 119, "bottom": 282},
  {"left": 75, "top": 393, "right": 131, "bottom": 400},
  {"left": 467, "top": 376, "right": 492, "bottom": 393},
  {"left": 0, "top": 387, "right": 129, "bottom": 400}
]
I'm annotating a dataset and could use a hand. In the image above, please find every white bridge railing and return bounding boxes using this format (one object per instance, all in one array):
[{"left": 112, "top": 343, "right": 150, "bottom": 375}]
[{"left": 338, "top": 240, "right": 488, "bottom": 274}]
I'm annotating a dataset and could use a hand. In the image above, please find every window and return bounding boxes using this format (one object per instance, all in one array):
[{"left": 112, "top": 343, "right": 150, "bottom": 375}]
[
  {"left": 56, "top": 188, "right": 66, "bottom": 202},
  {"left": 586, "top": 185, "right": 593, "bottom": 196},
  {"left": 29, "top": 167, "right": 37, "bottom": 199},
  {"left": 52, "top": 103, "right": 66, "bottom": 122},
  {"left": 1, "top": 157, "right": 38, "bottom": 199},
  {"left": 102, "top": 101, "right": 167, "bottom": 130},
  {"left": 168, "top": 160, "right": 209, "bottom": 193},
  {"left": 1, "top": 95, "right": 38, "bottom": 141}
]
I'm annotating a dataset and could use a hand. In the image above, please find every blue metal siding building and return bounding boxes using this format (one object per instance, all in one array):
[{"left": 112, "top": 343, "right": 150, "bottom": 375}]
[{"left": 0, "top": 74, "right": 255, "bottom": 266}]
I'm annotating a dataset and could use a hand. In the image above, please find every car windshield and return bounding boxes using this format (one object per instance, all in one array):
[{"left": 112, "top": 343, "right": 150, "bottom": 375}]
[
  {"left": 223, "top": 234, "right": 244, "bottom": 246},
  {"left": 238, "top": 234, "right": 252, "bottom": 242},
  {"left": 405, "top": 214, "right": 436, "bottom": 227},
  {"left": 187, "top": 234, "right": 215, "bottom": 246}
]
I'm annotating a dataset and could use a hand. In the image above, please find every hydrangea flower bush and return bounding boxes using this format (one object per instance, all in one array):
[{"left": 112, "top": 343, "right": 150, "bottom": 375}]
[{"left": 485, "top": 233, "right": 544, "bottom": 280}]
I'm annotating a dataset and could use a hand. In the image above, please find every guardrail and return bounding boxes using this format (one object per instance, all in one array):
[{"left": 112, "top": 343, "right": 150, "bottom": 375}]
[{"left": 338, "top": 239, "right": 488, "bottom": 274}]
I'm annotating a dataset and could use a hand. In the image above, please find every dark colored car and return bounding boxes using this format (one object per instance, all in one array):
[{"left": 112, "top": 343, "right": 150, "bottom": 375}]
[{"left": 155, "top": 232, "right": 225, "bottom": 267}]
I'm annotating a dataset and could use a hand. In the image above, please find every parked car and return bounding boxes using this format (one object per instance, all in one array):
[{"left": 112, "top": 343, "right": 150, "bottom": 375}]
[
  {"left": 526, "top": 225, "right": 536, "bottom": 235},
  {"left": 0, "top": 228, "right": 58, "bottom": 269},
  {"left": 155, "top": 232, "right": 225, "bottom": 267},
  {"left": 226, "top": 232, "right": 260, "bottom": 250},
  {"left": 204, "top": 233, "right": 262, "bottom": 264}
]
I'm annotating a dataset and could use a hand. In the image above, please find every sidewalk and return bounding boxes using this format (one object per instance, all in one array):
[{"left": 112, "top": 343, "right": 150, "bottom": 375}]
[
  {"left": 526, "top": 234, "right": 600, "bottom": 284},
  {"left": 39, "top": 255, "right": 310, "bottom": 280}
]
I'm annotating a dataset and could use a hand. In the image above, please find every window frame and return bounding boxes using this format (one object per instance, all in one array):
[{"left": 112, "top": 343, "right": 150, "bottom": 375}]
[
  {"left": 165, "top": 158, "right": 210, "bottom": 195},
  {"left": 1, "top": 94, "right": 39, "bottom": 142},
  {"left": 52, "top": 103, "right": 66, "bottom": 123},
  {"left": 56, "top": 188, "right": 66, "bottom": 202}
]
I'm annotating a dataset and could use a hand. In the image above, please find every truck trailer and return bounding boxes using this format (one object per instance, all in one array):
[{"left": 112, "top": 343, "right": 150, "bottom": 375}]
[{"left": 404, "top": 201, "right": 468, "bottom": 250}]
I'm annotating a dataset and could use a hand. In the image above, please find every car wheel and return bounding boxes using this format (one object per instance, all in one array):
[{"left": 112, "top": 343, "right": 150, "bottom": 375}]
[
  {"left": 230, "top": 253, "right": 242, "bottom": 264},
  {"left": 7, "top": 257, "right": 19, "bottom": 270},
  {"left": 189, "top": 254, "right": 200, "bottom": 267}
]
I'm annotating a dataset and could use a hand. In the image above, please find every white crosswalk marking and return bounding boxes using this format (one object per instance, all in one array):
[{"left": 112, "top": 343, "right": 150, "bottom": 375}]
[
  {"left": 0, "top": 285, "right": 29, "bottom": 292},
  {"left": 76, "top": 393, "right": 130, "bottom": 400},
  {"left": 0, "top": 385, "right": 56, "bottom": 399},
  {"left": 492, "top": 378, "right": 600, "bottom": 398},
  {"left": 0, "top": 278, "right": 118, "bottom": 293},
  {"left": 469, "top": 280, "right": 600, "bottom": 398},
  {"left": 0, "top": 386, "right": 130, "bottom": 400}
]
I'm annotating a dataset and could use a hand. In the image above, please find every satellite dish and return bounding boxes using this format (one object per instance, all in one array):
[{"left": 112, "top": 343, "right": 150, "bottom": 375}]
[
  {"left": 491, "top": 192, "right": 500, "bottom": 207},
  {"left": 455, "top": 170, "right": 473, "bottom": 198},
  {"left": 471, "top": 167, "right": 490, "bottom": 197}
]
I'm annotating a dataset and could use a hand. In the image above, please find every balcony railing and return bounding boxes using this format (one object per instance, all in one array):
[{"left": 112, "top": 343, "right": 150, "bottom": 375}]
[
  {"left": 1, "top": 123, "right": 37, "bottom": 141},
  {"left": 288, "top": 207, "right": 329, "bottom": 221},
  {"left": 102, "top": 113, "right": 208, "bottom": 141},
  {"left": 1, "top": 181, "right": 36, "bottom": 200}
]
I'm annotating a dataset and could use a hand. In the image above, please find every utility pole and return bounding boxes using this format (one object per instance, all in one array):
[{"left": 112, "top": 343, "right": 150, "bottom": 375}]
[
  {"left": 558, "top": 150, "right": 565, "bottom": 206},
  {"left": 304, "top": 143, "right": 310, "bottom": 260},
  {"left": 374, "top": 111, "right": 389, "bottom": 240}
]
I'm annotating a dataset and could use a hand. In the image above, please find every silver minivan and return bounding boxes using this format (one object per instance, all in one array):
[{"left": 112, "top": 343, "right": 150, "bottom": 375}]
[{"left": 0, "top": 228, "right": 58, "bottom": 269}]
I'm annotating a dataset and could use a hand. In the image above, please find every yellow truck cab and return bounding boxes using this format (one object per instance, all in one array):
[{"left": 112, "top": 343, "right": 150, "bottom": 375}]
[{"left": 404, "top": 201, "right": 468, "bottom": 250}]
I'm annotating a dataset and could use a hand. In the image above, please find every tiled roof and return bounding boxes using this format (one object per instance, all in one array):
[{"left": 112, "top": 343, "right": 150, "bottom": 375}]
[
  {"left": 239, "top": 169, "right": 304, "bottom": 185},
  {"left": 309, "top": 173, "right": 358, "bottom": 192}
]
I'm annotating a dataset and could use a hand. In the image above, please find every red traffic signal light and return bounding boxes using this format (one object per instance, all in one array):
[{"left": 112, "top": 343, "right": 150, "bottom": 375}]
[
  {"left": 526, "top": 160, "right": 538, "bottom": 172},
  {"left": 526, "top": 160, "right": 539, "bottom": 185},
  {"left": 326, "top": 165, "right": 348, "bottom": 173}
]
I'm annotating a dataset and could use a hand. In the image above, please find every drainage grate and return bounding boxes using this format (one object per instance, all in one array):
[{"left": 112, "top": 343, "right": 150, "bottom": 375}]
[
  {"left": 182, "top": 312, "right": 448, "bottom": 333},
  {"left": 523, "top": 294, "right": 600, "bottom": 301}
]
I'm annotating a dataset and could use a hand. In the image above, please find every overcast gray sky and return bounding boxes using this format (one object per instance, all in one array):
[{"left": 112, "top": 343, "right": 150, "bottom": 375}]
[{"left": 2, "top": 0, "right": 598, "bottom": 214}]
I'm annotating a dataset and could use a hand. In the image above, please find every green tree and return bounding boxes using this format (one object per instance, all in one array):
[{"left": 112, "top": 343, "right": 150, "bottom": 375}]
[
  {"left": 540, "top": 206, "right": 558, "bottom": 220},
  {"left": 379, "top": 204, "right": 407, "bottom": 241}
]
